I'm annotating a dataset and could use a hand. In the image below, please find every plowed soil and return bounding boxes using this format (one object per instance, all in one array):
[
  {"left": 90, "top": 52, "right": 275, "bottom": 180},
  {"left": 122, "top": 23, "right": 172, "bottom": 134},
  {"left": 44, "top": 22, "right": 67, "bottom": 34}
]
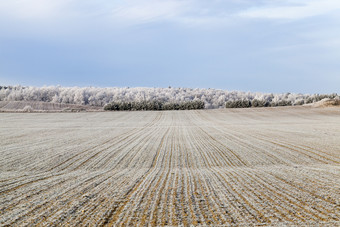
[{"left": 1, "top": 107, "right": 339, "bottom": 226}]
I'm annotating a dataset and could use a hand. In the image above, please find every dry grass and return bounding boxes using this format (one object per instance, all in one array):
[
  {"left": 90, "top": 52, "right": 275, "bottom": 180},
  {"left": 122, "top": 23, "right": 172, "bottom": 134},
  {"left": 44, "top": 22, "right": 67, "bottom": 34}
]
[{"left": 0, "top": 106, "right": 339, "bottom": 226}]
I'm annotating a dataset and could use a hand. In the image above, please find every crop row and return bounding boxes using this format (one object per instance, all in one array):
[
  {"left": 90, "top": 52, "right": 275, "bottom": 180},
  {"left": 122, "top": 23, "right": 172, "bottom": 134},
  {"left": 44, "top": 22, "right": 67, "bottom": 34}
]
[{"left": 0, "top": 108, "right": 339, "bottom": 225}]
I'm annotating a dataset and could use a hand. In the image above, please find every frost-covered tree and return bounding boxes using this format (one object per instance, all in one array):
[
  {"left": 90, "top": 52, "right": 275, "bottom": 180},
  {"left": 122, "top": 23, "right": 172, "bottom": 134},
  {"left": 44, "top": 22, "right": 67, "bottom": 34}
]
[{"left": 0, "top": 85, "right": 337, "bottom": 109}]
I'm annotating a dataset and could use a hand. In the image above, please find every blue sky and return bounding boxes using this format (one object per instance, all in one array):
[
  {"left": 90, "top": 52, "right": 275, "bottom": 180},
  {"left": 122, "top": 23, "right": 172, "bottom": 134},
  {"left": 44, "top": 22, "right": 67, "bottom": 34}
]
[{"left": 0, "top": 0, "right": 339, "bottom": 93}]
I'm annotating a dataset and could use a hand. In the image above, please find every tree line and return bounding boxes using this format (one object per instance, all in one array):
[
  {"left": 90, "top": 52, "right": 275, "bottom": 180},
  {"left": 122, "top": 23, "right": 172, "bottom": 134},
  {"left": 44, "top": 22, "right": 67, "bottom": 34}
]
[
  {"left": 225, "top": 94, "right": 338, "bottom": 108},
  {"left": 0, "top": 85, "right": 338, "bottom": 109},
  {"left": 104, "top": 100, "right": 205, "bottom": 111}
]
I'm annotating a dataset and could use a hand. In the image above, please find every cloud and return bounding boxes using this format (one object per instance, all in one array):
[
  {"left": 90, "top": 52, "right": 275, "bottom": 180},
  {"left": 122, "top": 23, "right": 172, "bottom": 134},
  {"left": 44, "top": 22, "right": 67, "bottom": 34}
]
[
  {"left": 0, "top": 0, "right": 68, "bottom": 19},
  {"left": 2, "top": 0, "right": 340, "bottom": 28},
  {"left": 0, "top": 0, "right": 243, "bottom": 27},
  {"left": 109, "top": 1, "right": 187, "bottom": 24},
  {"left": 238, "top": 0, "right": 340, "bottom": 20},
  {"left": 0, "top": 0, "right": 188, "bottom": 22}
]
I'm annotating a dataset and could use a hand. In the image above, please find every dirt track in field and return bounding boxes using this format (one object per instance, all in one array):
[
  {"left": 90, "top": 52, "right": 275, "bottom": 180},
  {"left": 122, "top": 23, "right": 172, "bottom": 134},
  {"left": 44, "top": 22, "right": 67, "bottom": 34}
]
[{"left": 0, "top": 107, "right": 339, "bottom": 226}]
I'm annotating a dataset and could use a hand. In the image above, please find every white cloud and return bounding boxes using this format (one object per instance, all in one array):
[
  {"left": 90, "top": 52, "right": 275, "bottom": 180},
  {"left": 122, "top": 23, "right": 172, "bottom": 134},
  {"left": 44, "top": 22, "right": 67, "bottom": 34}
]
[
  {"left": 0, "top": 0, "right": 188, "bottom": 21},
  {"left": 0, "top": 0, "right": 235, "bottom": 28},
  {"left": 0, "top": 0, "right": 68, "bottom": 19},
  {"left": 110, "top": 1, "right": 187, "bottom": 24},
  {"left": 238, "top": 0, "right": 340, "bottom": 19},
  {"left": 1, "top": 0, "right": 340, "bottom": 27}
]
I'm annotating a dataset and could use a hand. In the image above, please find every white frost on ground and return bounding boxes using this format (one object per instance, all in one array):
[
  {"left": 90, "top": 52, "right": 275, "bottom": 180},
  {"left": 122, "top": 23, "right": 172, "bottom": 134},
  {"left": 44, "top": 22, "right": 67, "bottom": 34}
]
[{"left": 0, "top": 107, "right": 339, "bottom": 226}]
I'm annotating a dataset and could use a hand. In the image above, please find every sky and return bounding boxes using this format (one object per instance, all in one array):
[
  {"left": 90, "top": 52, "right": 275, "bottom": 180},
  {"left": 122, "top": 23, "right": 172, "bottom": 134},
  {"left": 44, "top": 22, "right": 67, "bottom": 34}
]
[{"left": 0, "top": 0, "right": 340, "bottom": 93}]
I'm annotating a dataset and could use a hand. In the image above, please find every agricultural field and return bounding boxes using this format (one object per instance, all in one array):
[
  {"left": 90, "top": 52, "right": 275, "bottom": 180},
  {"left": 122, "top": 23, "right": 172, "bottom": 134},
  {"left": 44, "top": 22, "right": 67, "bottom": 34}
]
[
  {"left": 0, "top": 106, "right": 339, "bottom": 226},
  {"left": 0, "top": 101, "right": 102, "bottom": 112}
]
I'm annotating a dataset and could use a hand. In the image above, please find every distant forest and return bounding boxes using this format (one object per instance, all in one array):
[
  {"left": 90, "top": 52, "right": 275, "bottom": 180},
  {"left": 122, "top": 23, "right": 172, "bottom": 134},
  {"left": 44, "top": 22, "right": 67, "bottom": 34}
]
[
  {"left": 104, "top": 100, "right": 205, "bottom": 111},
  {"left": 0, "top": 85, "right": 338, "bottom": 110}
]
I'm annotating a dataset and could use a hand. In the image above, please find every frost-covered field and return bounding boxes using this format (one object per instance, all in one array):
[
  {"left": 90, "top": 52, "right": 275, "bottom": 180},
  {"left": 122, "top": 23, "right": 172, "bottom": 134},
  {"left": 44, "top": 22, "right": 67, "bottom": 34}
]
[{"left": 0, "top": 107, "right": 340, "bottom": 226}]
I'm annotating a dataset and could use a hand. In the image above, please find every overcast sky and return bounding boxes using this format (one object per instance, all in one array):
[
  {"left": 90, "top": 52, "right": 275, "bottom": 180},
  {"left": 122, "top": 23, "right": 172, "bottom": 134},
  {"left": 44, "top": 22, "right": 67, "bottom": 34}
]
[{"left": 0, "top": 0, "right": 339, "bottom": 93}]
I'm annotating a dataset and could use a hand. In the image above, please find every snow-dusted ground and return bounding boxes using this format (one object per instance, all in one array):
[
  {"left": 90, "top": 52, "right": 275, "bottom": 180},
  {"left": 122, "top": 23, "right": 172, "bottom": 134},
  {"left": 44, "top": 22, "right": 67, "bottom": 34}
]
[
  {"left": 0, "top": 101, "right": 102, "bottom": 112},
  {"left": 0, "top": 107, "right": 339, "bottom": 226}
]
